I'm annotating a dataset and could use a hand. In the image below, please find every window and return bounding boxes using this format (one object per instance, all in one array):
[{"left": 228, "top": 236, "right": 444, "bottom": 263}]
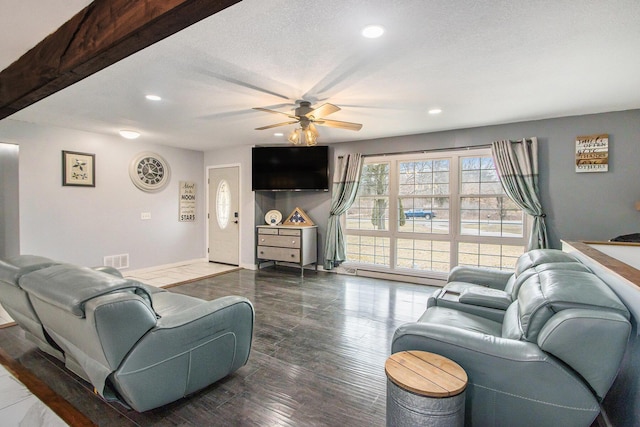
[
  {"left": 344, "top": 148, "right": 528, "bottom": 278},
  {"left": 216, "top": 180, "right": 231, "bottom": 229}
]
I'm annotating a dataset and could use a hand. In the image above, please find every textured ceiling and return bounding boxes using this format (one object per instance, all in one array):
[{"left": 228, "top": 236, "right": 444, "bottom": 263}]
[{"left": 2, "top": 0, "right": 640, "bottom": 151}]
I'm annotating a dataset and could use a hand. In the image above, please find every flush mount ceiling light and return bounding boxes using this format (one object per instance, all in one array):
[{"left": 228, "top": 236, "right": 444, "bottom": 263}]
[
  {"left": 361, "top": 25, "right": 385, "bottom": 39},
  {"left": 145, "top": 94, "right": 162, "bottom": 101},
  {"left": 273, "top": 132, "right": 284, "bottom": 137},
  {"left": 119, "top": 130, "right": 141, "bottom": 139},
  {"left": 428, "top": 108, "right": 443, "bottom": 115}
]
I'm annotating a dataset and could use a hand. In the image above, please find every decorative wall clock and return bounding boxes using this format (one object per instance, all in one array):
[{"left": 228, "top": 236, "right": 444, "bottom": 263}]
[{"left": 129, "top": 152, "right": 171, "bottom": 192}]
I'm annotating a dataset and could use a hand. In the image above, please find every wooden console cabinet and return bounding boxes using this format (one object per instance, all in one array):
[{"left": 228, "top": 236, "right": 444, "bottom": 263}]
[{"left": 256, "top": 225, "right": 317, "bottom": 277}]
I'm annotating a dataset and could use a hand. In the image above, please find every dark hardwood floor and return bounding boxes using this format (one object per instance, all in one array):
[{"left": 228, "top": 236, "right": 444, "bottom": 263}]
[{"left": 0, "top": 267, "right": 436, "bottom": 426}]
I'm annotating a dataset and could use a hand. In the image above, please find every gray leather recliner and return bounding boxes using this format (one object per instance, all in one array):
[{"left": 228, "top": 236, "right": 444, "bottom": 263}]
[
  {"left": 392, "top": 268, "right": 631, "bottom": 426},
  {"left": 0, "top": 255, "right": 254, "bottom": 412}
]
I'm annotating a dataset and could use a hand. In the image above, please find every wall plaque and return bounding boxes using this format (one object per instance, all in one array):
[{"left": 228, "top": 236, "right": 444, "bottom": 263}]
[
  {"left": 179, "top": 181, "right": 196, "bottom": 222},
  {"left": 575, "top": 134, "right": 609, "bottom": 173}
]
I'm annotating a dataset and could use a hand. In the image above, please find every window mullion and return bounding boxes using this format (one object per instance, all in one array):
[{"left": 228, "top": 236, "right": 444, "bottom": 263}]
[
  {"left": 450, "top": 152, "right": 461, "bottom": 268},
  {"left": 389, "top": 159, "right": 399, "bottom": 269}
]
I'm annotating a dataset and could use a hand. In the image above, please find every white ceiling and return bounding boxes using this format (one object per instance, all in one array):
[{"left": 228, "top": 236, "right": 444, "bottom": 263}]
[{"left": 2, "top": 0, "right": 640, "bottom": 151}]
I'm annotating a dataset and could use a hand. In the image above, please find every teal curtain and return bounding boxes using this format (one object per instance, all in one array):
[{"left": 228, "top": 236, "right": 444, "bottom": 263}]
[
  {"left": 323, "top": 154, "right": 364, "bottom": 270},
  {"left": 491, "top": 138, "right": 549, "bottom": 250}
]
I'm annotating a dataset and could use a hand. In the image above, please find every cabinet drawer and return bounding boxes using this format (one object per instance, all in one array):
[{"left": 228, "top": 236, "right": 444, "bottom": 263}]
[
  {"left": 278, "top": 228, "right": 301, "bottom": 236},
  {"left": 258, "top": 246, "right": 300, "bottom": 263},
  {"left": 258, "top": 227, "right": 279, "bottom": 235},
  {"left": 258, "top": 234, "right": 301, "bottom": 248}
]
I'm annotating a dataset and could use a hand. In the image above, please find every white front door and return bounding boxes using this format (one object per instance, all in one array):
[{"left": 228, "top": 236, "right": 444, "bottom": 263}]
[{"left": 208, "top": 166, "right": 239, "bottom": 265}]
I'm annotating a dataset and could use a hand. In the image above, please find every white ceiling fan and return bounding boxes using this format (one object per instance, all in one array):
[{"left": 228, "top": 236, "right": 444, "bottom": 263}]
[{"left": 253, "top": 100, "right": 362, "bottom": 145}]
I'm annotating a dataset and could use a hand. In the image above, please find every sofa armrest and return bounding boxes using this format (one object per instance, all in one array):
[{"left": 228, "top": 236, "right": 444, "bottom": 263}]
[
  {"left": 155, "top": 295, "right": 252, "bottom": 329},
  {"left": 391, "top": 322, "right": 600, "bottom": 425},
  {"left": 447, "top": 266, "right": 513, "bottom": 289},
  {"left": 458, "top": 287, "right": 512, "bottom": 310}
]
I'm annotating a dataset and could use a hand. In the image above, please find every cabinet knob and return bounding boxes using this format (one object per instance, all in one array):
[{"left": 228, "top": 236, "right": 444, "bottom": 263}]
[
  {"left": 259, "top": 251, "right": 264, "bottom": 255},
  {"left": 292, "top": 240, "right": 296, "bottom": 244},
  {"left": 291, "top": 254, "right": 295, "bottom": 258},
  {"left": 261, "top": 238, "right": 265, "bottom": 242}
]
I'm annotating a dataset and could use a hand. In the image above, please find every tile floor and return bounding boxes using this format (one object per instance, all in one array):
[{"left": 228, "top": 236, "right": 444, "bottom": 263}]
[
  {"left": 0, "top": 364, "right": 67, "bottom": 426},
  {"left": 124, "top": 260, "right": 240, "bottom": 288},
  {"left": 0, "top": 260, "right": 239, "bottom": 426}
]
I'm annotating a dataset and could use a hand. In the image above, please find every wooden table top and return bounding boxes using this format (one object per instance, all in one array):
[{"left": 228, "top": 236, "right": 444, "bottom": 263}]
[{"left": 385, "top": 351, "right": 468, "bottom": 398}]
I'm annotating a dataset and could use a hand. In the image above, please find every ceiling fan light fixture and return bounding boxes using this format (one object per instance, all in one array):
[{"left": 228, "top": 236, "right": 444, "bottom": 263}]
[
  {"left": 119, "top": 130, "right": 141, "bottom": 139},
  {"left": 288, "top": 128, "right": 302, "bottom": 145},
  {"left": 304, "top": 128, "right": 318, "bottom": 146},
  {"left": 362, "top": 25, "right": 385, "bottom": 39}
]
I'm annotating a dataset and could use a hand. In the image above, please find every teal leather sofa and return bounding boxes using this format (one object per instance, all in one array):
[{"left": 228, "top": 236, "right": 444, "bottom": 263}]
[
  {"left": 392, "top": 250, "right": 632, "bottom": 426},
  {"left": 0, "top": 255, "right": 254, "bottom": 412}
]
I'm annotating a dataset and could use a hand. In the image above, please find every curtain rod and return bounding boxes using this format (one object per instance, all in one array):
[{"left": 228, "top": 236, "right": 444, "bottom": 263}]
[{"left": 338, "top": 143, "right": 492, "bottom": 158}]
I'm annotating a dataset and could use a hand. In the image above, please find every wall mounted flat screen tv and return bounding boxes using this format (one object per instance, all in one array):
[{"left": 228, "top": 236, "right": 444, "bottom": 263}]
[{"left": 252, "top": 146, "right": 329, "bottom": 191}]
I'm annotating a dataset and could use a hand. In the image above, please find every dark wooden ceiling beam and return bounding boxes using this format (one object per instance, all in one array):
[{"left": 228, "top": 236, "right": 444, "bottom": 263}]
[{"left": 0, "top": 0, "right": 241, "bottom": 120}]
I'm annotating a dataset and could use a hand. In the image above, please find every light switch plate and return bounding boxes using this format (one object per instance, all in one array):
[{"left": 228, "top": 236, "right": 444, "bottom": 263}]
[{"left": 141, "top": 212, "right": 151, "bottom": 220}]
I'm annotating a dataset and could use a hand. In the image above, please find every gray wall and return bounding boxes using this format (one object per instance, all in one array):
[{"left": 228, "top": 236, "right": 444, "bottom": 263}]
[
  {"left": 332, "top": 109, "right": 640, "bottom": 250},
  {"left": 0, "top": 120, "right": 206, "bottom": 269},
  {"left": 0, "top": 143, "right": 20, "bottom": 258},
  {"left": 204, "top": 109, "right": 640, "bottom": 268}
]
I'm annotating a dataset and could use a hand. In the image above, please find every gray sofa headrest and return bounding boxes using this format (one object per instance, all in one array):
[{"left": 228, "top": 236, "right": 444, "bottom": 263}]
[
  {"left": 506, "top": 261, "right": 592, "bottom": 298},
  {"left": 0, "top": 260, "right": 20, "bottom": 285},
  {"left": 20, "top": 264, "right": 152, "bottom": 318},
  {"left": 516, "top": 269, "right": 629, "bottom": 342},
  {"left": 514, "top": 249, "right": 578, "bottom": 276},
  {"left": 0, "top": 255, "right": 58, "bottom": 285}
]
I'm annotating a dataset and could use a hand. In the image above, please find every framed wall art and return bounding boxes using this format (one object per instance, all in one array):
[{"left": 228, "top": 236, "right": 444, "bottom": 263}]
[
  {"left": 62, "top": 150, "right": 95, "bottom": 187},
  {"left": 575, "top": 134, "right": 609, "bottom": 173}
]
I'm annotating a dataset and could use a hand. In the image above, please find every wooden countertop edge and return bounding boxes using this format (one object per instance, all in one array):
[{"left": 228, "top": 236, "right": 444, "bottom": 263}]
[
  {"left": 564, "top": 241, "right": 640, "bottom": 291},
  {"left": 581, "top": 240, "right": 640, "bottom": 247}
]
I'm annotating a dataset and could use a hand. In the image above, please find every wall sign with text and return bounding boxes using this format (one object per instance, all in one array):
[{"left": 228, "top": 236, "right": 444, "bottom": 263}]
[
  {"left": 575, "top": 134, "right": 609, "bottom": 173},
  {"left": 179, "top": 181, "right": 196, "bottom": 222}
]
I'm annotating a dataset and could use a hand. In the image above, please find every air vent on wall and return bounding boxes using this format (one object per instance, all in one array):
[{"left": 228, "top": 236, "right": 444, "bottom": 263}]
[{"left": 103, "top": 253, "right": 129, "bottom": 270}]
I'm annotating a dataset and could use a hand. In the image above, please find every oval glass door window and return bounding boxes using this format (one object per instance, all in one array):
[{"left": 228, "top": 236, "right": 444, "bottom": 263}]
[{"left": 216, "top": 180, "right": 231, "bottom": 229}]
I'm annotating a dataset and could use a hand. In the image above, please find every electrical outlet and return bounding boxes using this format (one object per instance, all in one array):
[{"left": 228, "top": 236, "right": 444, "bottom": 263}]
[{"left": 141, "top": 212, "right": 151, "bottom": 220}]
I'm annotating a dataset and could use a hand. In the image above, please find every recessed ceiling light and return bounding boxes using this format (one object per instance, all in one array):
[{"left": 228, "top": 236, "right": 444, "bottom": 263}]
[
  {"left": 361, "top": 25, "right": 385, "bottom": 39},
  {"left": 428, "top": 109, "right": 443, "bottom": 115},
  {"left": 145, "top": 94, "right": 162, "bottom": 101},
  {"left": 119, "top": 130, "right": 141, "bottom": 139},
  {"left": 274, "top": 132, "right": 284, "bottom": 137}
]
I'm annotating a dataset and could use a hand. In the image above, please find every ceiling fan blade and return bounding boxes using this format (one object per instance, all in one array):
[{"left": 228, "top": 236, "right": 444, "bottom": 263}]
[
  {"left": 255, "top": 121, "right": 299, "bottom": 130},
  {"left": 253, "top": 107, "right": 298, "bottom": 120},
  {"left": 314, "top": 119, "right": 363, "bottom": 131},
  {"left": 306, "top": 103, "right": 340, "bottom": 118}
]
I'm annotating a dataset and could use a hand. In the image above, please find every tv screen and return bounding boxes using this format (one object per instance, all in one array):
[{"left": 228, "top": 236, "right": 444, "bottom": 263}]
[{"left": 252, "top": 146, "right": 330, "bottom": 191}]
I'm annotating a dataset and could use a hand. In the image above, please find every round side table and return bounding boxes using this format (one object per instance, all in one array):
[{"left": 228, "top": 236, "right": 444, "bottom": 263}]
[{"left": 385, "top": 350, "right": 467, "bottom": 427}]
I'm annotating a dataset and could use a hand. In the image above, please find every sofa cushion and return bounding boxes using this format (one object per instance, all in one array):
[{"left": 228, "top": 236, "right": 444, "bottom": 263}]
[
  {"left": 419, "top": 306, "right": 502, "bottom": 336},
  {"left": 20, "top": 264, "right": 152, "bottom": 318}
]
